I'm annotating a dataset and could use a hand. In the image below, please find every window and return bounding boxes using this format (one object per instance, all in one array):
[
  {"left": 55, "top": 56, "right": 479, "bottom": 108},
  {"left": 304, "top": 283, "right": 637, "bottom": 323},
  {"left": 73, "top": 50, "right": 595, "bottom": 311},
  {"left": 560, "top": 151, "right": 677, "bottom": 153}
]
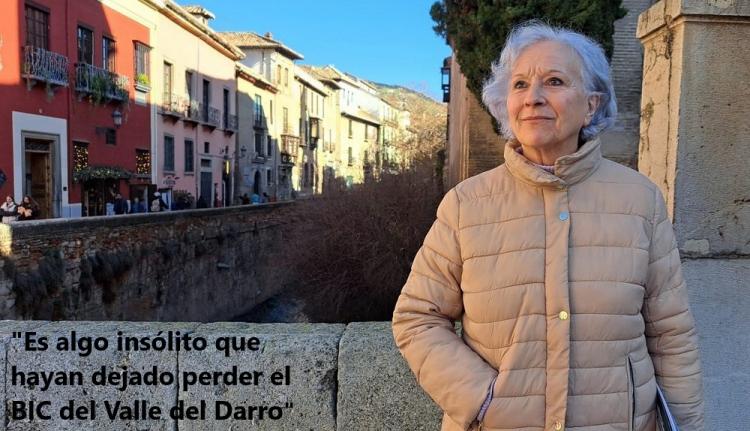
[
  {"left": 348, "top": 147, "right": 353, "bottom": 166},
  {"left": 329, "top": 129, "right": 333, "bottom": 153},
  {"left": 282, "top": 107, "right": 289, "bottom": 133},
  {"left": 348, "top": 119, "right": 353, "bottom": 138},
  {"left": 102, "top": 37, "right": 115, "bottom": 71},
  {"left": 77, "top": 26, "right": 93, "bottom": 64},
  {"left": 255, "top": 133, "right": 263, "bottom": 156},
  {"left": 163, "top": 62, "right": 173, "bottom": 99},
  {"left": 164, "top": 135, "right": 174, "bottom": 171},
  {"left": 364, "top": 150, "right": 369, "bottom": 164},
  {"left": 184, "top": 139, "right": 194, "bottom": 172},
  {"left": 223, "top": 88, "right": 229, "bottom": 128},
  {"left": 266, "top": 169, "right": 272, "bottom": 185},
  {"left": 269, "top": 100, "right": 273, "bottom": 124},
  {"left": 202, "top": 79, "right": 210, "bottom": 120},
  {"left": 254, "top": 95, "right": 262, "bottom": 123},
  {"left": 203, "top": 141, "right": 210, "bottom": 153},
  {"left": 185, "top": 71, "right": 194, "bottom": 100},
  {"left": 267, "top": 135, "right": 273, "bottom": 157},
  {"left": 284, "top": 67, "right": 289, "bottom": 87},
  {"left": 134, "top": 41, "right": 150, "bottom": 79},
  {"left": 73, "top": 142, "right": 89, "bottom": 172},
  {"left": 276, "top": 65, "right": 281, "bottom": 84},
  {"left": 136, "top": 149, "right": 150, "bottom": 175},
  {"left": 364, "top": 124, "right": 369, "bottom": 141},
  {"left": 105, "top": 128, "right": 116, "bottom": 146},
  {"left": 25, "top": 5, "right": 49, "bottom": 50}
]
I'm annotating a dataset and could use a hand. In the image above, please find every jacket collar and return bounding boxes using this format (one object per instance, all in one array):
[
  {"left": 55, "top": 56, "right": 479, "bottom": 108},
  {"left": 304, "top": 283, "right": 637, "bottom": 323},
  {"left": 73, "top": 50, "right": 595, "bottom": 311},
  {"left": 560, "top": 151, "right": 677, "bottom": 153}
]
[{"left": 504, "top": 137, "right": 603, "bottom": 188}]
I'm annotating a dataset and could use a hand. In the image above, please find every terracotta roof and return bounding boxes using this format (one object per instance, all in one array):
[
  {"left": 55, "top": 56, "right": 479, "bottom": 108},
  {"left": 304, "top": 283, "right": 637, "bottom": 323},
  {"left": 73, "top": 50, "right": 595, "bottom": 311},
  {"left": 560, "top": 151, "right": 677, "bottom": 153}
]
[
  {"left": 219, "top": 32, "right": 304, "bottom": 60},
  {"left": 182, "top": 5, "right": 215, "bottom": 19}
]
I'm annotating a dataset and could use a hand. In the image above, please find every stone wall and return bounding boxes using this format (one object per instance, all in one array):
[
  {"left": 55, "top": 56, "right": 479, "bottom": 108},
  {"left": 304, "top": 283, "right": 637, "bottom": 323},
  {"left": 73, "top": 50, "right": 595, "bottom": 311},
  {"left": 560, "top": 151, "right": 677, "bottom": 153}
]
[
  {"left": 0, "top": 203, "right": 294, "bottom": 321},
  {"left": 636, "top": 1, "right": 750, "bottom": 429},
  {"left": 0, "top": 316, "right": 744, "bottom": 430}
]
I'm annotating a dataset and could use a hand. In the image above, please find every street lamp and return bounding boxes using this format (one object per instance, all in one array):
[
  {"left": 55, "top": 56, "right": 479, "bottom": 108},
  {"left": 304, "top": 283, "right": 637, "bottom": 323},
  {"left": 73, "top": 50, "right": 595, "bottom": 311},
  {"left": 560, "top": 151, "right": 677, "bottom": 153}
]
[
  {"left": 112, "top": 109, "right": 123, "bottom": 128},
  {"left": 441, "top": 65, "right": 451, "bottom": 103}
]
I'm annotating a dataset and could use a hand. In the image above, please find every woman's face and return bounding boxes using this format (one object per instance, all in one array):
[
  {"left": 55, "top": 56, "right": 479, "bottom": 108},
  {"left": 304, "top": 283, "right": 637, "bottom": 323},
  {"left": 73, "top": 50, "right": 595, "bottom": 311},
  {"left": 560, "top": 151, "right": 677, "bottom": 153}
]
[
  {"left": 506, "top": 40, "right": 597, "bottom": 152},
  {"left": 23, "top": 197, "right": 30, "bottom": 203},
  {"left": 5, "top": 196, "right": 11, "bottom": 204}
]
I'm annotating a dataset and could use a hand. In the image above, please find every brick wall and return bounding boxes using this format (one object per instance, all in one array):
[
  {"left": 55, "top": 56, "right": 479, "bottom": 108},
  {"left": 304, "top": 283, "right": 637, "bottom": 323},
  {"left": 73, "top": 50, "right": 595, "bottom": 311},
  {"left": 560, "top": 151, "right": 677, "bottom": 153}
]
[{"left": 0, "top": 204, "right": 294, "bottom": 321}]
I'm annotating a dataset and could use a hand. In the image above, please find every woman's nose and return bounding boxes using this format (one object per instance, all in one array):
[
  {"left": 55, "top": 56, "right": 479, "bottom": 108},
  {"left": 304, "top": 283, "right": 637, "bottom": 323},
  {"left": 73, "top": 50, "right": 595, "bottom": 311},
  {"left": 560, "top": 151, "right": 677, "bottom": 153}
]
[{"left": 524, "top": 82, "right": 546, "bottom": 106}]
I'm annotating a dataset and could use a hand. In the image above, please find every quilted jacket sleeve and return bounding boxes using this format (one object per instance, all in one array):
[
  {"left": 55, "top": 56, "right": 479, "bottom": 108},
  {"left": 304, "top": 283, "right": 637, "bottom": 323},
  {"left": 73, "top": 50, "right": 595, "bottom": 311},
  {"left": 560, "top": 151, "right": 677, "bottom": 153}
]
[
  {"left": 392, "top": 188, "right": 498, "bottom": 430},
  {"left": 643, "top": 187, "right": 704, "bottom": 430}
]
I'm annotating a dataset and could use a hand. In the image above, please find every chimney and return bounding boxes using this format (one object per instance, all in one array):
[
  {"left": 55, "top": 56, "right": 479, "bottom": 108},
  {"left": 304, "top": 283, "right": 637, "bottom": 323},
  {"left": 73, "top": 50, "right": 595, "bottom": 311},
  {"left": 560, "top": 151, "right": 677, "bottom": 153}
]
[
  {"left": 183, "top": 5, "right": 215, "bottom": 26},
  {"left": 264, "top": 32, "right": 274, "bottom": 40}
]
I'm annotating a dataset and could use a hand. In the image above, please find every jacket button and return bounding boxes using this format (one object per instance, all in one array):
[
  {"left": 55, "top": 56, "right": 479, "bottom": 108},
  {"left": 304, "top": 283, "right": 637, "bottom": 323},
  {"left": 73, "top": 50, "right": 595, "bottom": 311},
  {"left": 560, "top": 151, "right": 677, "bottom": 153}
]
[
  {"left": 558, "top": 211, "right": 569, "bottom": 221},
  {"left": 554, "top": 420, "right": 563, "bottom": 430},
  {"left": 558, "top": 311, "right": 569, "bottom": 320}
]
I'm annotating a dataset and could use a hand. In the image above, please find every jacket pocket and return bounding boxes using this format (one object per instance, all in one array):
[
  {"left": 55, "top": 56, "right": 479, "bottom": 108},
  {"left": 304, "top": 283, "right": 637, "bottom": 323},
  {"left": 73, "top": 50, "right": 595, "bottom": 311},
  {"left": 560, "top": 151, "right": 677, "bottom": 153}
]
[{"left": 626, "top": 356, "right": 635, "bottom": 431}]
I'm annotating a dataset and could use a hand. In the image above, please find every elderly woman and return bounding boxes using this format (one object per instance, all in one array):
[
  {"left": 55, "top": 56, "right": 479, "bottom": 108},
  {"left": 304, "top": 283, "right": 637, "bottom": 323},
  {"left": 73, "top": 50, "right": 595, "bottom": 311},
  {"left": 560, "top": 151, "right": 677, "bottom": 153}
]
[{"left": 392, "top": 23, "right": 703, "bottom": 431}]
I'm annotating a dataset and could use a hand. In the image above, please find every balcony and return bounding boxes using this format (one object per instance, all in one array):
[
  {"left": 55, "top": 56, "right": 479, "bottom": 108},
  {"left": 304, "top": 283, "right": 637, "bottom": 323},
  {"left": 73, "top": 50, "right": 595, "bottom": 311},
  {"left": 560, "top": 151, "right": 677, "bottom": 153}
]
[
  {"left": 22, "top": 46, "right": 69, "bottom": 87},
  {"left": 159, "top": 93, "right": 184, "bottom": 120},
  {"left": 203, "top": 106, "right": 221, "bottom": 129},
  {"left": 224, "top": 114, "right": 238, "bottom": 133},
  {"left": 280, "top": 135, "right": 299, "bottom": 165},
  {"left": 75, "top": 63, "right": 129, "bottom": 102},
  {"left": 183, "top": 100, "right": 202, "bottom": 125}
]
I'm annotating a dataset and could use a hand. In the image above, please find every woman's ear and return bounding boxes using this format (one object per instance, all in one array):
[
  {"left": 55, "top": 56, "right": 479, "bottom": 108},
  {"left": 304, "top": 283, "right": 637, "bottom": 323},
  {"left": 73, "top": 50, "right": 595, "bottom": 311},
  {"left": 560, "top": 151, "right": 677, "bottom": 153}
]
[{"left": 584, "top": 93, "right": 601, "bottom": 126}]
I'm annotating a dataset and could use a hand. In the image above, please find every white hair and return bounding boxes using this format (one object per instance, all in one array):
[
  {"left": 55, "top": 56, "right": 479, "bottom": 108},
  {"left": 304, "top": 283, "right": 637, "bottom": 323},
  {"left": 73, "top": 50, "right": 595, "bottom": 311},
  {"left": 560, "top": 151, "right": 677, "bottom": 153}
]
[{"left": 481, "top": 21, "right": 618, "bottom": 141}]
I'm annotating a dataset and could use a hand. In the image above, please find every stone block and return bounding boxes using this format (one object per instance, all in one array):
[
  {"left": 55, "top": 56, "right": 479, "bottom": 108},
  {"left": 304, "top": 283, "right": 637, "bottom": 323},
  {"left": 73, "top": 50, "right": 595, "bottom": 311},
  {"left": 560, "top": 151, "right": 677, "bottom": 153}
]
[
  {"left": 337, "top": 322, "right": 442, "bottom": 431},
  {"left": 2, "top": 321, "right": 198, "bottom": 431},
  {"left": 682, "top": 258, "right": 750, "bottom": 430},
  {"left": 179, "top": 322, "right": 344, "bottom": 431}
]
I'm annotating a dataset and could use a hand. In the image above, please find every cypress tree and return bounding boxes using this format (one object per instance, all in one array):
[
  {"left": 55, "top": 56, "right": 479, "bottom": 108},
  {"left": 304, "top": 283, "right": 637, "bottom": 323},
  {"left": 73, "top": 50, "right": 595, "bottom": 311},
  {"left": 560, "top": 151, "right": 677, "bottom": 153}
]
[{"left": 430, "top": 0, "right": 627, "bottom": 105}]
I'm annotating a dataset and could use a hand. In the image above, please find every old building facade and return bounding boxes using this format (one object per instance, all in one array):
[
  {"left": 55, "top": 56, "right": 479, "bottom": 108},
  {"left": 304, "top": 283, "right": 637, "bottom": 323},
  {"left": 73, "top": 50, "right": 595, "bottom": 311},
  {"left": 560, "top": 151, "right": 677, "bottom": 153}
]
[{"left": 0, "top": 0, "right": 152, "bottom": 218}]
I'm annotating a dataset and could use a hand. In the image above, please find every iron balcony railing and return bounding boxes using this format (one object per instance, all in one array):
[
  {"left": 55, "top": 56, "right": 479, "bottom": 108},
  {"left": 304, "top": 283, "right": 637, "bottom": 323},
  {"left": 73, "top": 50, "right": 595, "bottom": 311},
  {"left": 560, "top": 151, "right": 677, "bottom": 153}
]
[
  {"left": 22, "top": 46, "right": 69, "bottom": 86},
  {"left": 75, "top": 63, "right": 129, "bottom": 101},
  {"left": 185, "top": 100, "right": 202, "bottom": 122},
  {"left": 225, "top": 114, "right": 238, "bottom": 131},
  {"left": 205, "top": 106, "right": 221, "bottom": 127},
  {"left": 160, "top": 92, "right": 184, "bottom": 117}
]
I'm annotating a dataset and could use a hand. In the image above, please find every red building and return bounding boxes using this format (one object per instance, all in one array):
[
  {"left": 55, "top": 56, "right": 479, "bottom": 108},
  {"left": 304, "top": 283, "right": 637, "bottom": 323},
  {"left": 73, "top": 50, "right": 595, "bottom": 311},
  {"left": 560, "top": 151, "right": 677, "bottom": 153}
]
[{"left": 0, "top": 0, "right": 152, "bottom": 218}]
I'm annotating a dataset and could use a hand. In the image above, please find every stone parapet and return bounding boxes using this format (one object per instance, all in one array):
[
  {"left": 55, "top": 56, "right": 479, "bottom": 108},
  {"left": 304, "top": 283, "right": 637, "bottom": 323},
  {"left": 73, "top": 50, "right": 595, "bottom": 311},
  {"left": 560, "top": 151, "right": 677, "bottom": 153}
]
[
  {"left": 0, "top": 203, "right": 294, "bottom": 321},
  {"left": 0, "top": 304, "right": 744, "bottom": 430}
]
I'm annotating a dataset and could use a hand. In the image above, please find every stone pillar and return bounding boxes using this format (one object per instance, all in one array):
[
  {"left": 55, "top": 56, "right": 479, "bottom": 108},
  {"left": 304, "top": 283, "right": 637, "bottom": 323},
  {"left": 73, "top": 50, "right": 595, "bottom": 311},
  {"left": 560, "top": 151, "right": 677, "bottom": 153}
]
[{"left": 637, "top": 1, "right": 750, "bottom": 428}]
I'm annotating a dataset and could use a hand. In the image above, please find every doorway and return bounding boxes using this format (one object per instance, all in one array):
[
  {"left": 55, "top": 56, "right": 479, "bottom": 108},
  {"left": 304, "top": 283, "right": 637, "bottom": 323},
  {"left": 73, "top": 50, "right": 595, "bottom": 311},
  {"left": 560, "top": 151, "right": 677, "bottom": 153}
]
[
  {"left": 200, "top": 161, "right": 212, "bottom": 208},
  {"left": 23, "top": 135, "right": 59, "bottom": 218}
]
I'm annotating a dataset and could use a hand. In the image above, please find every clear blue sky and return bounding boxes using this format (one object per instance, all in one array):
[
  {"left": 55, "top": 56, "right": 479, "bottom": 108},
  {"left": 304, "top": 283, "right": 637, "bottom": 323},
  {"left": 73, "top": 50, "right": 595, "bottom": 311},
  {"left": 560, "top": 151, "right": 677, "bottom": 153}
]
[{"left": 179, "top": 0, "right": 451, "bottom": 101}]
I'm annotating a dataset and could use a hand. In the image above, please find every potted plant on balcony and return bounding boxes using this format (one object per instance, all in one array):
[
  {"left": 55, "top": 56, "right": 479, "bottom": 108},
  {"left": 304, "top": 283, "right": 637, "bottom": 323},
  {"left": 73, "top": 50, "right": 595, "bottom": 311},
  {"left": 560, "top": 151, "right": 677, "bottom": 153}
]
[
  {"left": 135, "top": 73, "right": 150, "bottom": 92},
  {"left": 90, "top": 74, "right": 108, "bottom": 105}
]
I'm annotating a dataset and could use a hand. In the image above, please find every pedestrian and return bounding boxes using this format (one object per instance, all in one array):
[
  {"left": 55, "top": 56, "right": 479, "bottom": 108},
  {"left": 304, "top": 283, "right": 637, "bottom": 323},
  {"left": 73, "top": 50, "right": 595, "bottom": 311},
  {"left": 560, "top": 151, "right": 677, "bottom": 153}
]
[
  {"left": 113, "top": 193, "right": 128, "bottom": 215},
  {"left": 1, "top": 195, "right": 18, "bottom": 223},
  {"left": 392, "top": 21, "right": 703, "bottom": 431},
  {"left": 151, "top": 192, "right": 168, "bottom": 212},
  {"left": 241, "top": 193, "right": 251, "bottom": 205},
  {"left": 17, "top": 195, "right": 39, "bottom": 220}
]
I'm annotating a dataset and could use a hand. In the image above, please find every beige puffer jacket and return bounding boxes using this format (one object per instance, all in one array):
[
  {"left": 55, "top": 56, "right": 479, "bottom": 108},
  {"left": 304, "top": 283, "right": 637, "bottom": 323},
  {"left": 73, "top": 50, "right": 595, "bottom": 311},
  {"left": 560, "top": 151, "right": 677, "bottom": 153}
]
[{"left": 392, "top": 138, "right": 704, "bottom": 431}]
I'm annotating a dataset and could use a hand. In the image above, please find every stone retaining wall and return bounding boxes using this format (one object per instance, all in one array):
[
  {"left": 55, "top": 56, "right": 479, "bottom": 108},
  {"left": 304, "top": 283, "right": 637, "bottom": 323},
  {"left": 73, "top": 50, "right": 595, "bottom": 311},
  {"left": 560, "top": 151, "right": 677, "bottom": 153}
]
[{"left": 0, "top": 203, "right": 294, "bottom": 321}]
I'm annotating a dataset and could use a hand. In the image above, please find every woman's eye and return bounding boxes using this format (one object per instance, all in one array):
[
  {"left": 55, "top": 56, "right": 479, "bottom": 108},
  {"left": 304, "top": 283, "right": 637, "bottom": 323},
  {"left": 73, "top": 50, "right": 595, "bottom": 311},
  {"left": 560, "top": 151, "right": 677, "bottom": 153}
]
[
  {"left": 513, "top": 80, "right": 527, "bottom": 89},
  {"left": 547, "top": 77, "right": 563, "bottom": 86}
]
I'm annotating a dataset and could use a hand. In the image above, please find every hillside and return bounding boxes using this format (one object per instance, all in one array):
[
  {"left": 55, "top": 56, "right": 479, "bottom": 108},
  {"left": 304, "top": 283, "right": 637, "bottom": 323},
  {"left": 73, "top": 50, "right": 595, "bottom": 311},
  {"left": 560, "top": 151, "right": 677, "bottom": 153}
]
[{"left": 371, "top": 82, "right": 447, "bottom": 158}]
